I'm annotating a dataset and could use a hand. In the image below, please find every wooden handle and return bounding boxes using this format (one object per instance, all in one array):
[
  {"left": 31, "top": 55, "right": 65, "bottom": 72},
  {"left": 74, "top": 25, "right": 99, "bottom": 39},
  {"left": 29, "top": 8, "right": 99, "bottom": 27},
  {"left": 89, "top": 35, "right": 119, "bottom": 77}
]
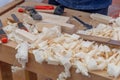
[
  {"left": 79, "top": 34, "right": 110, "bottom": 42},
  {"left": 78, "top": 33, "right": 120, "bottom": 46}
]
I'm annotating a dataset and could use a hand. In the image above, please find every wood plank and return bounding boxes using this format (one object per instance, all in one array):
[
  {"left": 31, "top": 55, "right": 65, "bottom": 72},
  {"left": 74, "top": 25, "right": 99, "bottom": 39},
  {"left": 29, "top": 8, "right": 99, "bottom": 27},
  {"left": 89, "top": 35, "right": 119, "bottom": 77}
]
[
  {"left": 0, "top": 62, "right": 13, "bottom": 80},
  {"left": 0, "top": 0, "right": 24, "bottom": 15},
  {"left": 77, "top": 33, "right": 120, "bottom": 46},
  {"left": 42, "top": 19, "right": 76, "bottom": 34},
  {"left": 90, "top": 13, "right": 114, "bottom": 24},
  {"left": 35, "top": 22, "right": 57, "bottom": 32},
  {"left": 15, "top": 29, "right": 37, "bottom": 43},
  {"left": 40, "top": 12, "right": 70, "bottom": 23}
]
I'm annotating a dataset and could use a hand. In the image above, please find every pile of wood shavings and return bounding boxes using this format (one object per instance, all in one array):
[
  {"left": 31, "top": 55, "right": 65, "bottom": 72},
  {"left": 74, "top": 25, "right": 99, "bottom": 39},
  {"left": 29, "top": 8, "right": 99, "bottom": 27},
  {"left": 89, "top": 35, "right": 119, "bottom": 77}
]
[
  {"left": 3, "top": 18, "right": 120, "bottom": 80},
  {"left": 77, "top": 17, "right": 120, "bottom": 40}
]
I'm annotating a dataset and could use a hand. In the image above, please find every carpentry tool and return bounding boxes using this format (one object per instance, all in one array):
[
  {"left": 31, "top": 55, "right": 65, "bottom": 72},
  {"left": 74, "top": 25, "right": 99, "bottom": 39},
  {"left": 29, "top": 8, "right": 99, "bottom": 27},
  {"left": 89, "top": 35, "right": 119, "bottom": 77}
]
[
  {"left": 72, "top": 16, "right": 93, "bottom": 29},
  {"left": 18, "top": 6, "right": 42, "bottom": 20},
  {"left": 54, "top": 5, "right": 64, "bottom": 15},
  {"left": 0, "top": 20, "right": 8, "bottom": 43},
  {"left": 11, "top": 14, "right": 28, "bottom": 31},
  {"left": 18, "top": 5, "right": 54, "bottom": 12},
  {"left": 78, "top": 33, "right": 120, "bottom": 46}
]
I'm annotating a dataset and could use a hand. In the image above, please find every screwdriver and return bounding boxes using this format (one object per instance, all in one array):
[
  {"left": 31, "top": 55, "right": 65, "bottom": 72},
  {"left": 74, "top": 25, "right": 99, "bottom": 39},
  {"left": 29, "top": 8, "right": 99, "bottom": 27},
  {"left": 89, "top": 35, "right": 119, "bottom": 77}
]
[
  {"left": 11, "top": 14, "right": 28, "bottom": 31},
  {"left": 0, "top": 20, "right": 8, "bottom": 43}
]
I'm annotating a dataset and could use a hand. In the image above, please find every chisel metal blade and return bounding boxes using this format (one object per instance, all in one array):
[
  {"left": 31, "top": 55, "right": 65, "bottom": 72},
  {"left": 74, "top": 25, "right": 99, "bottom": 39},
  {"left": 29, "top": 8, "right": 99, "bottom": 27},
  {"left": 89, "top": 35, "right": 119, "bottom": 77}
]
[{"left": 11, "top": 14, "right": 28, "bottom": 31}]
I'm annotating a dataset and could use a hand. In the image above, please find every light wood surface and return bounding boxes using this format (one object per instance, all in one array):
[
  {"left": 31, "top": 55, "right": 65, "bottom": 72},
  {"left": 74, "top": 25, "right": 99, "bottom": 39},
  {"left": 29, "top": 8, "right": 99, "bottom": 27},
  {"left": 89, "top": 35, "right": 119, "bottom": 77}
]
[
  {"left": 0, "top": 0, "right": 24, "bottom": 15},
  {"left": 0, "top": 1, "right": 119, "bottom": 80}
]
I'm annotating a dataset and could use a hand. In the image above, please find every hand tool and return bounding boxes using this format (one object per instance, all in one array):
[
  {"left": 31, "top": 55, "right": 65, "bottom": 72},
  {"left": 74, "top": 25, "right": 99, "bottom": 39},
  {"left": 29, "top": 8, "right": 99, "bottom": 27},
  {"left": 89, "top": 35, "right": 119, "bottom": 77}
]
[
  {"left": 0, "top": 20, "right": 8, "bottom": 43},
  {"left": 11, "top": 14, "right": 28, "bottom": 31},
  {"left": 18, "top": 6, "right": 43, "bottom": 20},
  {"left": 72, "top": 16, "right": 93, "bottom": 29},
  {"left": 78, "top": 33, "right": 120, "bottom": 47},
  {"left": 54, "top": 5, "right": 64, "bottom": 15},
  {"left": 18, "top": 5, "right": 54, "bottom": 12},
  {"left": 18, "top": 5, "right": 54, "bottom": 20}
]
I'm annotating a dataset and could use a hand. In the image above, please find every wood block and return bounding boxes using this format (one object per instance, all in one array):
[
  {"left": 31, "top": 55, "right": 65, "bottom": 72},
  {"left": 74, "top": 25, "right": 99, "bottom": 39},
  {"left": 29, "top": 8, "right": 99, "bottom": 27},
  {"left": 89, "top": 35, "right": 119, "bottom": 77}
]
[
  {"left": 90, "top": 13, "right": 114, "bottom": 24},
  {"left": 35, "top": 22, "right": 57, "bottom": 32},
  {"left": 15, "top": 29, "right": 37, "bottom": 43},
  {"left": 42, "top": 19, "right": 76, "bottom": 34},
  {"left": 40, "top": 12, "right": 70, "bottom": 23}
]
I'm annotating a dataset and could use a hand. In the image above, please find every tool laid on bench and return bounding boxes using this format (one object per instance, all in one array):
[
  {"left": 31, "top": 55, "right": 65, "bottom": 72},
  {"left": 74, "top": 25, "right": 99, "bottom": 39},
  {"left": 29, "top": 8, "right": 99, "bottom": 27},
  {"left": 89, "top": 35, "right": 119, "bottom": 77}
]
[
  {"left": 73, "top": 16, "right": 93, "bottom": 29},
  {"left": 18, "top": 6, "right": 43, "bottom": 20},
  {"left": 18, "top": 5, "right": 54, "bottom": 12},
  {"left": 0, "top": 20, "right": 8, "bottom": 43},
  {"left": 54, "top": 5, "right": 64, "bottom": 15},
  {"left": 78, "top": 33, "right": 120, "bottom": 46},
  {"left": 11, "top": 14, "right": 28, "bottom": 31}
]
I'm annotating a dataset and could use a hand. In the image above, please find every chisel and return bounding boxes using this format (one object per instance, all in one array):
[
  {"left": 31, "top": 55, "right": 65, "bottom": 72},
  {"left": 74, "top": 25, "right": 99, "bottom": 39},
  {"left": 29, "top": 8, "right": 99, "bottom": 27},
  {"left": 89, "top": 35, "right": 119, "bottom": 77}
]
[
  {"left": 78, "top": 33, "right": 120, "bottom": 46},
  {"left": 17, "top": 6, "right": 42, "bottom": 20},
  {"left": 72, "top": 16, "right": 93, "bottom": 29},
  {"left": 0, "top": 20, "right": 8, "bottom": 43},
  {"left": 11, "top": 14, "right": 28, "bottom": 31}
]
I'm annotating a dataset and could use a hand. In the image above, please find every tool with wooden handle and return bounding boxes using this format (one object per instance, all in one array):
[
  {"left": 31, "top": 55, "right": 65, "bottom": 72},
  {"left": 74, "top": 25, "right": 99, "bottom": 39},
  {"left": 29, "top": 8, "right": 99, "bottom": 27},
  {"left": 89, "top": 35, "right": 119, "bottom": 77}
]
[
  {"left": 73, "top": 16, "right": 93, "bottom": 29},
  {"left": 18, "top": 5, "right": 54, "bottom": 11},
  {"left": 0, "top": 20, "right": 8, "bottom": 43},
  {"left": 11, "top": 14, "right": 28, "bottom": 31},
  {"left": 78, "top": 33, "right": 120, "bottom": 46},
  {"left": 18, "top": 6, "right": 42, "bottom": 20}
]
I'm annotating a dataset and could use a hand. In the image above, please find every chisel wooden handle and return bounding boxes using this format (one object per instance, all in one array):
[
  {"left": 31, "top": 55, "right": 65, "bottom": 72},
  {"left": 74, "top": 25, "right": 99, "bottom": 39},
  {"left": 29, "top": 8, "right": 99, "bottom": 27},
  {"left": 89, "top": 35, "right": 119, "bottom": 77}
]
[
  {"left": 78, "top": 33, "right": 120, "bottom": 46},
  {"left": 0, "top": 20, "right": 8, "bottom": 43}
]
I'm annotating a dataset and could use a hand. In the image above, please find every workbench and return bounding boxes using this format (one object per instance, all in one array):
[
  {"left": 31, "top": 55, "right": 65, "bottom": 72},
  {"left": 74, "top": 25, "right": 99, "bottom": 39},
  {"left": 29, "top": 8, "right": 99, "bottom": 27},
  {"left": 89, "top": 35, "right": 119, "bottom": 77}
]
[{"left": 0, "top": 1, "right": 119, "bottom": 80}]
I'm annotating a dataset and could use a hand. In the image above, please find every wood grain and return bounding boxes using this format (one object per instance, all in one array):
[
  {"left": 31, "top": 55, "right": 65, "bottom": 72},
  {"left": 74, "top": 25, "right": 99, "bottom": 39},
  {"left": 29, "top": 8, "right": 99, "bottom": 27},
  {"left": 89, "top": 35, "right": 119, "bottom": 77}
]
[{"left": 0, "top": 0, "right": 24, "bottom": 15}]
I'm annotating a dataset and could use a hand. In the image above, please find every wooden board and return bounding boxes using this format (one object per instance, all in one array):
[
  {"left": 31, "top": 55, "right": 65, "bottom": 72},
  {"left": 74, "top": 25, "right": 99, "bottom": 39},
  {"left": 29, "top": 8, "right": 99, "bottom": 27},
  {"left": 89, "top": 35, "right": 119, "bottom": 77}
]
[
  {"left": 0, "top": 0, "right": 24, "bottom": 15},
  {"left": 0, "top": 1, "right": 119, "bottom": 80}
]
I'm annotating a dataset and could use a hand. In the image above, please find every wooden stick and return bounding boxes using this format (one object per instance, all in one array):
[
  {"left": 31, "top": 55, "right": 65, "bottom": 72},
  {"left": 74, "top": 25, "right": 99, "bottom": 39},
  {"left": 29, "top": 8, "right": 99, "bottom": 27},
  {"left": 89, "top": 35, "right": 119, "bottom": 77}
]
[{"left": 78, "top": 33, "right": 120, "bottom": 46}]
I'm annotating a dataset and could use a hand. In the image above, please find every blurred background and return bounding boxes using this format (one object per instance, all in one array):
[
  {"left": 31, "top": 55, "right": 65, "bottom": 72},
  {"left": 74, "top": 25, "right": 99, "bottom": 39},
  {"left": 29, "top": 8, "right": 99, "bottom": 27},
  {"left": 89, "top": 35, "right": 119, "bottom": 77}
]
[
  {"left": 108, "top": 0, "right": 120, "bottom": 18},
  {"left": 0, "top": 0, "right": 13, "bottom": 7},
  {"left": 0, "top": 0, "right": 120, "bottom": 18}
]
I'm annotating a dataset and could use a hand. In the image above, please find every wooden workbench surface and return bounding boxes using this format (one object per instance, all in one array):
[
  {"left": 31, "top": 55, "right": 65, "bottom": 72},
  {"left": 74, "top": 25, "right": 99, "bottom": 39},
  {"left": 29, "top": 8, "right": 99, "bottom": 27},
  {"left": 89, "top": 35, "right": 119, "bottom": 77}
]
[
  {"left": 0, "top": 1, "right": 119, "bottom": 80},
  {"left": 0, "top": 0, "right": 24, "bottom": 15}
]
